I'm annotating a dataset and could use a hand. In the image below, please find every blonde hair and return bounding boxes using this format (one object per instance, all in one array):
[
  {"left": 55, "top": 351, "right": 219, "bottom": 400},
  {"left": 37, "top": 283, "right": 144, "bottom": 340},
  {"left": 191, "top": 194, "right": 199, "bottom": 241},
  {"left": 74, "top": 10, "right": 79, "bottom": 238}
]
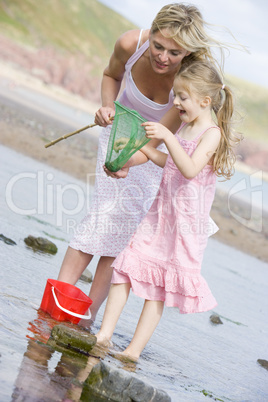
[
  {"left": 151, "top": 3, "right": 230, "bottom": 68},
  {"left": 176, "top": 61, "right": 242, "bottom": 180}
]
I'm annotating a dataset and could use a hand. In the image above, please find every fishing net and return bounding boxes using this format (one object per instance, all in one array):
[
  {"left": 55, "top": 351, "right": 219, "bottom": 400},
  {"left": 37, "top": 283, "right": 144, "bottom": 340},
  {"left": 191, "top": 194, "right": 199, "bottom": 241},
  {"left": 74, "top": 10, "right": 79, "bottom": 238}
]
[{"left": 105, "top": 101, "right": 150, "bottom": 172}]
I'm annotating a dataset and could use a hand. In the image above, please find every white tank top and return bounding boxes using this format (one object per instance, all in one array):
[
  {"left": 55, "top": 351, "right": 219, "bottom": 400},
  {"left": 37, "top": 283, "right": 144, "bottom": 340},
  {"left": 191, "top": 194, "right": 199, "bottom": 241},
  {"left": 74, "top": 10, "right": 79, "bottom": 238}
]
[{"left": 118, "top": 31, "right": 174, "bottom": 122}]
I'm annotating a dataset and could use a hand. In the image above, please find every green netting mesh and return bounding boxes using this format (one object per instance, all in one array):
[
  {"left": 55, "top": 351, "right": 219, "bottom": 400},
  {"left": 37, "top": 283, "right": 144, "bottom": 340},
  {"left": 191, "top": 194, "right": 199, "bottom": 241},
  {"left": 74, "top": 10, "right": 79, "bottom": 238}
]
[{"left": 105, "top": 101, "right": 150, "bottom": 172}]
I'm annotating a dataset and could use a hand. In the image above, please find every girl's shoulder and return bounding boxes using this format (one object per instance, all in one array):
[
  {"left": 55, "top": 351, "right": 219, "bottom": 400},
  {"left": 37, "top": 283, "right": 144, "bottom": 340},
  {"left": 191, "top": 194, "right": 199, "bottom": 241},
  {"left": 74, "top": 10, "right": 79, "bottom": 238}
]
[
  {"left": 200, "top": 126, "right": 221, "bottom": 140},
  {"left": 196, "top": 125, "right": 221, "bottom": 148}
]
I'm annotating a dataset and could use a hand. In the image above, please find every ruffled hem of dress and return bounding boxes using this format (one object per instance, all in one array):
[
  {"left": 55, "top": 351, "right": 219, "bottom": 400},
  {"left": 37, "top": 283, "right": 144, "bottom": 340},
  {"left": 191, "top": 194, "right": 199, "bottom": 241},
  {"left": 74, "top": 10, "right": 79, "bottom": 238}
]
[
  {"left": 111, "top": 269, "right": 217, "bottom": 314},
  {"left": 111, "top": 247, "right": 217, "bottom": 313},
  {"left": 112, "top": 247, "right": 213, "bottom": 297}
]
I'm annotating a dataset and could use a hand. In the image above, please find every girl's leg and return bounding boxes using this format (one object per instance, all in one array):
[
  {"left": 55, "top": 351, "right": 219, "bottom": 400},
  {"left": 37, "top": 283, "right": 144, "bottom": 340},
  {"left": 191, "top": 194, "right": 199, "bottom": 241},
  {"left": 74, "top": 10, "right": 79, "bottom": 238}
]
[
  {"left": 122, "top": 299, "right": 164, "bottom": 360},
  {"left": 57, "top": 247, "right": 93, "bottom": 284},
  {"left": 95, "top": 283, "right": 131, "bottom": 345},
  {"left": 88, "top": 256, "right": 115, "bottom": 321}
]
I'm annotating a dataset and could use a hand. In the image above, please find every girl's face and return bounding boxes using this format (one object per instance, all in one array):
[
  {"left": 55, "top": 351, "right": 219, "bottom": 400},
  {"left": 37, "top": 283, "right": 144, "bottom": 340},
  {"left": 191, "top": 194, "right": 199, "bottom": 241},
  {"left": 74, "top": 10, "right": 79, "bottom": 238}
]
[
  {"left": 149, "top": 29, "right": 191, "bottom": 75},
  {"left": 173, "top": 77, "right": 205, "bottom": 123}
]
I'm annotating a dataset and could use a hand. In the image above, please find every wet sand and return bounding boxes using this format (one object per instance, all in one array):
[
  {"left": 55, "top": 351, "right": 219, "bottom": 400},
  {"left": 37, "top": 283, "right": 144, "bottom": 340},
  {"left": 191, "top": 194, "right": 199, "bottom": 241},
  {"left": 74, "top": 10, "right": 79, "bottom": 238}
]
[{"left": 0, "top": 64, "right": 267, "bottom": 263}]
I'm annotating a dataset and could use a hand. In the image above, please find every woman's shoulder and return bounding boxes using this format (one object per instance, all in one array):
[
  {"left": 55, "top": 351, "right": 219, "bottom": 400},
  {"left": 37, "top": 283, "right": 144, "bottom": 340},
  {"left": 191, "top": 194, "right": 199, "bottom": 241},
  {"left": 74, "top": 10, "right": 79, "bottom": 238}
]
[{"left": 115, "top": 29, "right": 150, "bottom": 58}]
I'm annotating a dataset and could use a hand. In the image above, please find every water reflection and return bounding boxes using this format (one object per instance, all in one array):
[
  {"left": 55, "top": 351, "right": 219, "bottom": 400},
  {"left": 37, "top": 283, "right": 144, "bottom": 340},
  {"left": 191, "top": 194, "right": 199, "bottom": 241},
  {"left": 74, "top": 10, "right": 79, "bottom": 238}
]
[
  {"left": 12, "top": 310, "right": 138, "bottom": 401},
  {"left": 12, "top": 311, "right": 99, "bottom": 401}
]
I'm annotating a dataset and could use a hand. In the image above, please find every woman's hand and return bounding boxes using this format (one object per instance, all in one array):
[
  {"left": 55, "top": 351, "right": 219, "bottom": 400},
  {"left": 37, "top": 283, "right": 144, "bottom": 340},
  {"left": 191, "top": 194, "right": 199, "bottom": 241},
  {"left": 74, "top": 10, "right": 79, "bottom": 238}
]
[
  {"left": 142, "top": 122, "right": 172, "bottom": 142},
  {"left": 103, "top": 165, "right": 129, "bottom": 179},
  {"left": 95, "top": 106, "right": 115, "bottom": 127}
]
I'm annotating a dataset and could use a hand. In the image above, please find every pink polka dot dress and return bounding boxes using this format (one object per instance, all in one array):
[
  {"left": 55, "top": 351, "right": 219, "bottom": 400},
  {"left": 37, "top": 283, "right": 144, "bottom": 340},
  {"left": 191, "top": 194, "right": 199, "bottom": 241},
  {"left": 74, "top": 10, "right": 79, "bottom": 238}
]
[{"left": 111, "top": 125, "right": 218, "bottom": 314}]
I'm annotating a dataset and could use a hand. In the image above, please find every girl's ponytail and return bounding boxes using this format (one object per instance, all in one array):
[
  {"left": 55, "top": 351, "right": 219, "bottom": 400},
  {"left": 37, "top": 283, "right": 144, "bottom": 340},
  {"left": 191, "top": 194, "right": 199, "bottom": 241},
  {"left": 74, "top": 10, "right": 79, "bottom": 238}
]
[{"left": 213, "top": 85, "right": 241, "bottom": 180}]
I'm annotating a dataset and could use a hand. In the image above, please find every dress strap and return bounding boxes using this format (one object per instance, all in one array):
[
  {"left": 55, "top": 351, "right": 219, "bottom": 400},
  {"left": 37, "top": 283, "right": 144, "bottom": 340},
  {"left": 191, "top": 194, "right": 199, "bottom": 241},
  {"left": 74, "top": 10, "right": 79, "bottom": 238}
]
[
  {"left": 136, "top": 29, "right": 143, "bottom": 51},
  {"left": 194, "top": 126, "right": 220, "bottom": 141},
  {"left": 176, "top": 123, "right": 220, "bottom": 141}
]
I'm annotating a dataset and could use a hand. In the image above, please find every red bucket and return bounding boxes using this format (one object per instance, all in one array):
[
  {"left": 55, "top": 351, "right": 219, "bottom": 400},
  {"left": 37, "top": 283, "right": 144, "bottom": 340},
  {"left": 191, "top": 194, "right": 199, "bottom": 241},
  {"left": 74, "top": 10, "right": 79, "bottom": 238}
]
[{"left": 40, "top": 279, "right": 92, "bottom": 324}]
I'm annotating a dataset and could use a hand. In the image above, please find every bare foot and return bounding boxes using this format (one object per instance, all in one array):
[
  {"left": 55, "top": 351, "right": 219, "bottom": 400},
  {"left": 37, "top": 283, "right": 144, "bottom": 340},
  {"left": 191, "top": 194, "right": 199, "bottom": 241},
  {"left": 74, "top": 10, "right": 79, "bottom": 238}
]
[
  {"left": 95, "top": 332, "right": 113, "bottom": 348},
  {"left": 120, "top": 351, "right": 139, "bottom": 363},
  {"left": 109, "top": 350, "right": 138, "bottom": 364}
]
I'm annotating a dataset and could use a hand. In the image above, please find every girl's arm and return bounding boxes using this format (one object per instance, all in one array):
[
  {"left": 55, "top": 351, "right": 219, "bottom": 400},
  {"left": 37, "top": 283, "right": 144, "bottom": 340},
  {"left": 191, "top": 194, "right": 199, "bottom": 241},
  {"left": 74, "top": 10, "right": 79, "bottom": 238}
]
[
  {"left": 143, "top": 122, "right": 221, "bottom": 179},
  {"left": 139, "top": 144, "right": 168, "bottom": 168}
]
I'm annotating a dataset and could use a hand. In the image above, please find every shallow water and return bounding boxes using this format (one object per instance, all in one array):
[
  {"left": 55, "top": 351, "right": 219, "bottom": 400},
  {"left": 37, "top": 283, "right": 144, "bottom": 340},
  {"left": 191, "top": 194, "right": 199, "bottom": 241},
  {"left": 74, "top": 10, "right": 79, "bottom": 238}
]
[{"left": 0, "top": 144, "right": 268, "bottom": 401}]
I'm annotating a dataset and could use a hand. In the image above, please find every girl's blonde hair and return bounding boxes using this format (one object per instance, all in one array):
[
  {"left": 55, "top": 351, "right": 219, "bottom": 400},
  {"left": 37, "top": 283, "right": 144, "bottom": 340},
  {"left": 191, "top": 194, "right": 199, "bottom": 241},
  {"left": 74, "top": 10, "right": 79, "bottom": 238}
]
[
  {"left": 151, "top": 3, "right": 230, "bottom": 68},
  {"left": 176, "top": 61, "right": 242, "bottom": 180}
]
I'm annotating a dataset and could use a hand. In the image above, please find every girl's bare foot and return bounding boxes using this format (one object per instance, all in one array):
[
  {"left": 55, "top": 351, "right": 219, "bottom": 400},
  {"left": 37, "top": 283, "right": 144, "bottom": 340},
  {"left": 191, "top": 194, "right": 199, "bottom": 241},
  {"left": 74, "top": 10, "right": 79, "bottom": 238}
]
[
  {"left": 120, "top": 351, "right": 139, "bottom": 362},
  {"left": 95, "top": 332, "right": 113, "bottom": 348},
  {"left": 109, "top": 350, "right": 138, "bottom": 364}
]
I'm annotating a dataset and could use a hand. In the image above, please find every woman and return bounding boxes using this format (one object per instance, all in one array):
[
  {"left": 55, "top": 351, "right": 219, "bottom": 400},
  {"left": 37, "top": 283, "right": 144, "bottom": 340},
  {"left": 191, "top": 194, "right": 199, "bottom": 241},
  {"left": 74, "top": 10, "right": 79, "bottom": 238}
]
[{"left": 57, "top": 3, "right": 224, "bottom": 322}]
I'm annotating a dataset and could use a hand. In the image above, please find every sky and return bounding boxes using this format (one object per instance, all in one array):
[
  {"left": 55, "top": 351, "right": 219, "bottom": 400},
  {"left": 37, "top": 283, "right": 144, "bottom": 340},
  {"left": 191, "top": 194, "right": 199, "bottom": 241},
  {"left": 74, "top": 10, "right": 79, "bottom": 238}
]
[{"left": 99, "top": 0, "right": 268, "bottom": 89}]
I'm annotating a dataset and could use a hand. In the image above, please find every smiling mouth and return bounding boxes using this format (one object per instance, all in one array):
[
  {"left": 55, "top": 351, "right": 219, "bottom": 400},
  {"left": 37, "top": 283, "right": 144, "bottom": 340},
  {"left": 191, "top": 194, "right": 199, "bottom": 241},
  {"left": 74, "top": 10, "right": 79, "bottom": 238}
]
[{"left": 155, "top": 60, "right": 167, "bottom": 69}]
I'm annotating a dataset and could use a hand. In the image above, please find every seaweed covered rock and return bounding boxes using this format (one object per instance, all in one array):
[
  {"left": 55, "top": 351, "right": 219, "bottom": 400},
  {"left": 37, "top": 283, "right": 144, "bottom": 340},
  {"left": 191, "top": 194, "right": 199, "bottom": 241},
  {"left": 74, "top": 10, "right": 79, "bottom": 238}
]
[
  {"left": 81, "top": 361, "right": 171, "bottom": 402},
  {"left": 49, "top": 324, "right": 96, "bottom": 355},
  {"left": 24, "top": 235, "right": 58, "bottom": 254}
]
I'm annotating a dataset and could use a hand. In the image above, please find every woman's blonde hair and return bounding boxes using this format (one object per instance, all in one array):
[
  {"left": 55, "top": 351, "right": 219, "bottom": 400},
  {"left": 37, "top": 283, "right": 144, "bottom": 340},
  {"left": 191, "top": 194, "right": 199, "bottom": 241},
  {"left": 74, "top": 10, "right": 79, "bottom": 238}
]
[
  {"left": 176, "top": 61, "right": 242, "bottom": 180},
  {"left": 151, "top": 3, "right": 231, "bottom": 68}
]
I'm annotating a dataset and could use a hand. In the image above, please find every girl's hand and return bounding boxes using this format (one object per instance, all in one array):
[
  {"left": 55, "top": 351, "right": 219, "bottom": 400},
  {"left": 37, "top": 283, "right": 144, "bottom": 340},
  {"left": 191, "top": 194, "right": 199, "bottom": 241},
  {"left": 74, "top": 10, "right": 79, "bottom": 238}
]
[
  {"left": 103, "top": 165, "right": 129, "bottom": 179},
  {"left": 142, "top": 122, "right": 172, "bottom": 141},
  {"left": 95, "top": 106, "right": 115, "bottom": 127}
]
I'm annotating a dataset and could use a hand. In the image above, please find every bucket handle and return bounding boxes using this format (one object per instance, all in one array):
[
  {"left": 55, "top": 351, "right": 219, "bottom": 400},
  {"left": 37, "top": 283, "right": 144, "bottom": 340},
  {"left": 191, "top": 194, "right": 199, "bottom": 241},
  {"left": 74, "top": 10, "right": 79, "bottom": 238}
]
[{"left": 51, "top": 286, "right": 92, "bottom": 320}]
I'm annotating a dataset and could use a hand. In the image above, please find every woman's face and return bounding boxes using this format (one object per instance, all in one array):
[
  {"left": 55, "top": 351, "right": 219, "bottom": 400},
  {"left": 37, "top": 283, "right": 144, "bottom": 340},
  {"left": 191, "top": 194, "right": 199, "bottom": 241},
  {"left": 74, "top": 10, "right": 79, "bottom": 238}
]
[{"left": 149, "top": 29, "right": 191, "bottom": 75}]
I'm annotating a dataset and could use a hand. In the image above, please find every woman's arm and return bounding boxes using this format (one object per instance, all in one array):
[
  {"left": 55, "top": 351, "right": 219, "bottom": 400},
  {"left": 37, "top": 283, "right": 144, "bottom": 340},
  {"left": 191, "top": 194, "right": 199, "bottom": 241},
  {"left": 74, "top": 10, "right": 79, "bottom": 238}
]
[{"left": 95, "top": 30, "right": 143, "bottom": 126}]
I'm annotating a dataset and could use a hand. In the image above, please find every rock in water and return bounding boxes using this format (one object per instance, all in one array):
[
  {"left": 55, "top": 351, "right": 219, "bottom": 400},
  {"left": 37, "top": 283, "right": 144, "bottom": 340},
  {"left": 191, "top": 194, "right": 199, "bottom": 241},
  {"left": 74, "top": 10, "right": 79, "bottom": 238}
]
[
  {"left": 81, "top": 361, "right": 171, "bottom": 402},
  {"left": 24, "top": 235, "right": 58, "bottom": 254},
  {"left": 0, "top": 234, "right": 16, "bottom": 245},
  {"left": 257, "top": 359, "right": 268, "bottom": 371},
  {"left": 49, "top": 324, "right": 96, "bottom": 354},
  {"left": 210, "top": 314, "right": 223, "bottom": 325}
]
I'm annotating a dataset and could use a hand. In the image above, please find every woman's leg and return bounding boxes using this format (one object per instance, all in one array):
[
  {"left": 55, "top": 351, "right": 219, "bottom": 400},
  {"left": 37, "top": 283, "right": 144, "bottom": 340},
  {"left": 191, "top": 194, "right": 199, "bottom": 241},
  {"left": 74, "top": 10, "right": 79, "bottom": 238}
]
[
  {"left": 57, "top": 247, "right": 93, "bottom": 284},
  {"left": 95, "top": 283, "right": 131, "bottom": 345},
  {"left": 122, "top": 299, "right": 164, "bottom": 360},
  {"left": 88, "top": 256, "right": 115, "bottom": 321},
  {"left": 57, "top": 248, "right": 115, "bottom": 323}
]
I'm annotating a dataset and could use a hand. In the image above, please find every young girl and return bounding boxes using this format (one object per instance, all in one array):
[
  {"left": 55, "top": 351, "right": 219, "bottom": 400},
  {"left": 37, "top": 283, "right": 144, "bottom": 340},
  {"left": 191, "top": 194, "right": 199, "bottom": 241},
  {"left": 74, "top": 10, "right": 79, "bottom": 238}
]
[{"left": 95, "top": 60, "right": 240, "bottom": 361}]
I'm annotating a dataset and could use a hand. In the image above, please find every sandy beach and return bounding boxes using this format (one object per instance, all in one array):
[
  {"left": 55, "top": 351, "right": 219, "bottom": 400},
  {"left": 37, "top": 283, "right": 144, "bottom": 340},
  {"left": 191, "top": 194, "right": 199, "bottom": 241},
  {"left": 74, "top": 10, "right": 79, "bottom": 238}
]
[{"left": 1, "top": 63, "right": 267, "bottom": 263}]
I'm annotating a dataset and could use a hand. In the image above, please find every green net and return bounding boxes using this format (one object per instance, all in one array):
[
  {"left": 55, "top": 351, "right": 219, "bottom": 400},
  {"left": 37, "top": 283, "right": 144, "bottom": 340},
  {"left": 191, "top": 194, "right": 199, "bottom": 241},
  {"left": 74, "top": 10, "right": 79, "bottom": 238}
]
[{"left": 105, "top": 101, "right": 150, "bottom": 172}]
